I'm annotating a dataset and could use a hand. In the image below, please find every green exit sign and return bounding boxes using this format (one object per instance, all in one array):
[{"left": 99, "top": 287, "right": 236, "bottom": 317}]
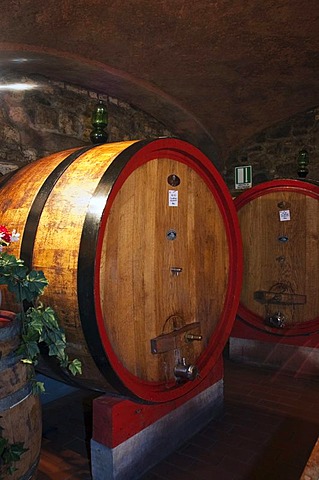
[{"left": 235, "top": 166, "right": 252, "bottom": 190}]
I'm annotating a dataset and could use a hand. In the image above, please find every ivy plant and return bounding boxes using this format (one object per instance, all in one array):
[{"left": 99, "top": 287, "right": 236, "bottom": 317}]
[
  {"left": 0, "top": 210, "right": 82, "bottom": 477},
  {"left": 0, "top": 251, "right": 82, "bottom": 476},
  {"left": 0, "top": 252, "right": 82, "bottom": 393},
  {"left": 0, "top": 422, "right": 28, "bottom": 479}
]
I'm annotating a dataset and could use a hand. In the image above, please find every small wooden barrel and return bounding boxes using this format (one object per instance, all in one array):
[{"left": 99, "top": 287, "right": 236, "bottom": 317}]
[
  {"left": 0, "top": 311, "right": 42, "bottom": 480},
  {"left": 235, "top": 179, "right": 319, "bottom": 336},
  {"left": 0, "top": 138, "right": 242, "bottom": 402}
]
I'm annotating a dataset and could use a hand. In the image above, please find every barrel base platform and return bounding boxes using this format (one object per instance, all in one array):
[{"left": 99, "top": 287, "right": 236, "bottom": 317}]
[
  {"left": 229, "top": 319, "right": 319, "bottom": 377},
  {"left": 91, "top": 359, "right": 223, "bottom": 480}
]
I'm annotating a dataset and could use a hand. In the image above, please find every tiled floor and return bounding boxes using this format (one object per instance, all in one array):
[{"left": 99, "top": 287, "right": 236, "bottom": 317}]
[{"left": 37, "top": 353, "right": 319, "bottom": 480}]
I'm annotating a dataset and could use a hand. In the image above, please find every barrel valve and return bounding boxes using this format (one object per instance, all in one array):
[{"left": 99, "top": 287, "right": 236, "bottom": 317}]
[
  {"left": 171, "top": 267, "right": 183, "bottom": 276},
  {"left": 174, "top": 357, "right": 198, "bottom": 381},
  {"left": 265, "top": 311, "right": 286, "bottom": 328},
  {"left": 185, "top": 333, "right": 202, "bottom": 343}
]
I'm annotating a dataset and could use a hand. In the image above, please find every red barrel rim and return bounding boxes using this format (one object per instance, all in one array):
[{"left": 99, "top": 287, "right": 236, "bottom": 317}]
[{"left": 0, "top": 310, "right": 16, "bottom": 325}]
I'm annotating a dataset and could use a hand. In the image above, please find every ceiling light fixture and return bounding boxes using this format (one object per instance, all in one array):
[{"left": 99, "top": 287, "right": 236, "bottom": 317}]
[{"left": 0, "top": 83, "right": 38, "bottom": 91}]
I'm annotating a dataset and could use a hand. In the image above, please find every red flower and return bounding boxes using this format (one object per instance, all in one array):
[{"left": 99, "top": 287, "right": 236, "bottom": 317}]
[{"left": 0, "top": 225, "right": 11, "bottom": 244}]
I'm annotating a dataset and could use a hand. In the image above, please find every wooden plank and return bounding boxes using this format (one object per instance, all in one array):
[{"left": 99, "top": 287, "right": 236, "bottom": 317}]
[
  {"left": 254, "top": 290, "right": 306, "bottom": 305},
  {"left": 150, "top": 322, "right": 201, "bottom": 354}
]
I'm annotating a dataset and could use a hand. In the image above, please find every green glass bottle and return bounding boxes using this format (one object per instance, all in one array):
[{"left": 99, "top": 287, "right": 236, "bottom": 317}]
[
  {"left": 90, "top": 100, "right": 108, "bottom": 144},
  {"left": 297, "top": 149, "right": 309, "bottom": 178}
]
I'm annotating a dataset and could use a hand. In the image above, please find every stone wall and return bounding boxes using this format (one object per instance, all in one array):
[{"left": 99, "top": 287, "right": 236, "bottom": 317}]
[
  {"left": 2, "top": 72, "right": 318, "bottom": 191},
  {"left": 0, "top": 73, "right": 174, "bottom": 174},
  {"left": 224, "top": 106, "right": 319, "bottom": 195}
]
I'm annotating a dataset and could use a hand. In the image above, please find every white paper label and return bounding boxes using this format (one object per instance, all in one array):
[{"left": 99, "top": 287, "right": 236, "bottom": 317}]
[
  {"left": 168, "top": 190, "right": 178, "bottom": 206},
  {"left": 279, "top": 210, "right": 290, "bottom": 222}
]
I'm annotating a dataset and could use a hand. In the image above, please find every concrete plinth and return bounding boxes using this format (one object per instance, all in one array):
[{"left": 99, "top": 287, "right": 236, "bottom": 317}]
[
  {"left": 229, "top": 337, "right": 319, "bottom": 377},
  {"left": 91, "top": 378, "right": 223, "bottom": 480}
]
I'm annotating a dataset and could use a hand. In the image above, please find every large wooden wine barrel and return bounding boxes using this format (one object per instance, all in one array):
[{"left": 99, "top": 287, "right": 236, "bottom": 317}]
[
  {"left": 235, "top": 179, "right": 319, "bottom": 337},
  {"left": 0, "top": 311, "right": 41, "bottom": 479},
  {"left": 0, "top": 138, "right": 242, "bottom": 403}
]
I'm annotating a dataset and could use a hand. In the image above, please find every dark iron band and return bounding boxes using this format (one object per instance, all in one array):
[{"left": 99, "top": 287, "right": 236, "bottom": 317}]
[
  {"left": 20, "top": 146, "right": 94, "bottom": 269},
  {"left": 0, "top": 383, "right": 32, "bottom": 412},
  {"left": 20, "top": 457, "right": 40, "bottom": 480},
  {"left": 77, "top": 139, "right": 151, "bottom": 401}
]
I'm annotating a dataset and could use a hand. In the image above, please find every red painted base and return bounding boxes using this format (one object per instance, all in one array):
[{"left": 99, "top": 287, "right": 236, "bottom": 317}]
[
  {"left": 231, "top": 316, "right": 319, "bottom": 348},
  {"left": 92, "top": 357, "right": 223, "bottom": 448}
]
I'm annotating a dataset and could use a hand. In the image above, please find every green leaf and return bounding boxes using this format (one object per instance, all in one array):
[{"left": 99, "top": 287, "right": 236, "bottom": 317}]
[
  {"left": 48, "top": 344, "right": 67, "bottom": 365},
  {"left": 20, "top": 358, "right": 33, "bottom": 364},
  {"left": 23, "top": 340, "right": 40, "bottom": 361},
  {"left": 21, "top": 330, "right": 40, "bottom": 343},
  {"left": 0, "top": 437, "right": 7, "bottom": 456},
  {"left": 25, "top": 270, "right": 49, "bottom": 295},
  {"left": 7, "top": 465, "right": 18, "bottom": 474},
  {"left": 69, "top": 359, "right": 82, "bottom": 376},
  {"left": 32, "top": 381, "right": 45, "bottom": 395},
  {"left": 7, "top": 443, "right": 27, "bottom": 461},
  {"left": 26, "top": 311, "right": 44, "bottom": 334},
  {"left": 43, "top": 329, "right": 65, "bottom": 346},
  {"left": 48, "top": 343, "right": 59, "bottom": 357},
  {"left": 41, "top": 307, "right": 60, "bottom": 329}
]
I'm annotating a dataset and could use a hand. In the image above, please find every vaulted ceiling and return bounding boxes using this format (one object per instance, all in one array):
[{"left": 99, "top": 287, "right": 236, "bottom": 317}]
[{"left": 1, "top": 0, "right": 319, "bottom": 168}]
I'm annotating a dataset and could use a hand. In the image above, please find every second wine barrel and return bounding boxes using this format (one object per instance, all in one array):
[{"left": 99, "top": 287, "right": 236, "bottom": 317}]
[
  {"left": 0, "top": 138, "right": 242, "bottom": 403},
  {"left": 235, "top": 179, "right": 319, "bottom": 336}
]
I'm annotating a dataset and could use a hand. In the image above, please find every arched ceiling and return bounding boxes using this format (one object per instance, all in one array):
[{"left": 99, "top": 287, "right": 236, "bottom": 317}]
[{"left": 1, "top": 0, "right": 319, "bottom": 169}]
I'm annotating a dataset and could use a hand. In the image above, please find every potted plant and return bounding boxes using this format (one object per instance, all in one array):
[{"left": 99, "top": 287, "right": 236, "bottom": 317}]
[{"left": 0, "top": 225, "right": 81, "bottom": 478}]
